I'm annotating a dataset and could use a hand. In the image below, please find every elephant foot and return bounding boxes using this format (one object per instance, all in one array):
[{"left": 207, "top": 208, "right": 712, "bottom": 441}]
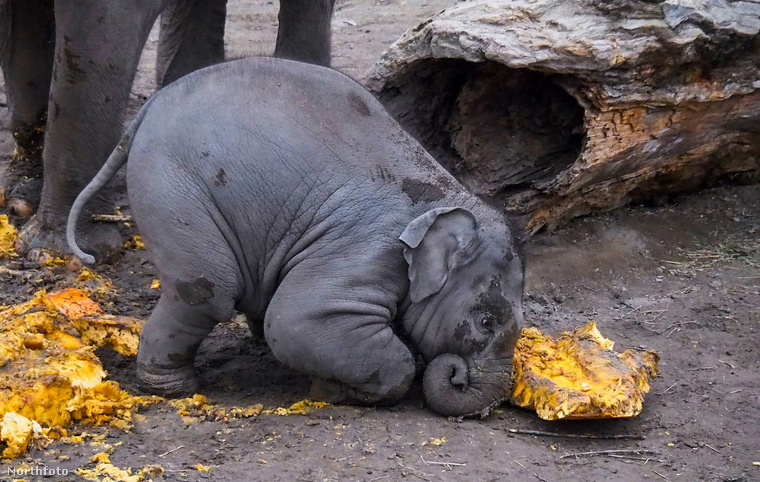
[
  {"left": 0, "top": 151, "right": 44, "bottom": 219},
  {"left": 15, "top": 213, "right": 124, "bottom": 263},
  {"left": 137, "top": 362, "right": 199, "bottom": 398},
  {"left": 0, "top": 120, "right": 46, "bottom": 218}
]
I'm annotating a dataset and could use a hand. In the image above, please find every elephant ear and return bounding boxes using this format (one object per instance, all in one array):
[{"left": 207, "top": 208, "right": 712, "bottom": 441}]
[{"left": 399, "top": 207, "right": 480, "bottom": 303}]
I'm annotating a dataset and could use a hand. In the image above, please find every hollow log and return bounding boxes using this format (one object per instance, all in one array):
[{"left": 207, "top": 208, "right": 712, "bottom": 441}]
[{"left": 365, "top": 0, "right": 760, "bottom": 234}]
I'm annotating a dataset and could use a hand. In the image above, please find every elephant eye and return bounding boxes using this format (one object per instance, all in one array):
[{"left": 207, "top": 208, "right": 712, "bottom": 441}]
[{"left": 478, "top": 315, "right": 494, "bottom": 333}]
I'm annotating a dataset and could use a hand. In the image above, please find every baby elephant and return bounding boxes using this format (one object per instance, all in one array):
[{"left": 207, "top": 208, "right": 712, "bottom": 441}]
[{"left": 68, "top": 57, "right": 524, "bottom": 417}]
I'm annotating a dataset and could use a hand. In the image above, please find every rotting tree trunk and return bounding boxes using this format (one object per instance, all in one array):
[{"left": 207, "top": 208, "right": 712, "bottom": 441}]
[{"left": 365, "top": 0, "right": 760, "bottom": 234}]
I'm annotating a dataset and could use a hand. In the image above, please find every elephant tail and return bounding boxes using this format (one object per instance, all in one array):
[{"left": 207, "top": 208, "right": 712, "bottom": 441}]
[{"left": 67, "top": 96, "right": 155, "bottom": 265}]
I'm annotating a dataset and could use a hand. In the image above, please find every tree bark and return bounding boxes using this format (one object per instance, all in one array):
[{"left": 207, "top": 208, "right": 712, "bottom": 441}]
[{"left": 366, "top": 0, "right": 760, "bottom": 234}]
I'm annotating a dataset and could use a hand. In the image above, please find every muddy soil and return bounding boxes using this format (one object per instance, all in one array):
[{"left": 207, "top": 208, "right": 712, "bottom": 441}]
[{"left": 1, "top": 1, "right": 759, "bottom": 481}]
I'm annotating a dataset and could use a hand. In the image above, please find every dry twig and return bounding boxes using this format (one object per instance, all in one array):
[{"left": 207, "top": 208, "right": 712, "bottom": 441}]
[
  {"left": 394, "top": 456, "right": 432, "bottom": 481},
  {"left": 508, "top": 429, "right": 645, "bottom": 440},
  {"left": 614, "top": 305, "right": 642, "bottom": 320},
  {"left": 657, "top": 320, "right": 700, "bottom": 336},
  {"left": 659, "top": 382, "right": 679, "bottom": 395},
  {"left": 91, "top": 213, "right": 134, "bottom": 223},
  {"left": 419, "top": 456, "right": 466, "bottom": 468},
  {"left": 560, "top": 449, "right": 658, "bottom": 459},
  {"left": 652, "top": 469, "right": 669, "bottom": 481},
  {"left": 158, "top": 445, "right": 184, "bottom": 457},
  {"left": 646, "top": 306, "right": 670, "bottom": 323},
  {"left": 674, "top": 240, "right": 760, "bottom": 270},
  {"left": 0, "top": 266, "right": 26, "bottom": 276},
  {"left": 607, "top": 454, "right": 663, "bottom": 462}
]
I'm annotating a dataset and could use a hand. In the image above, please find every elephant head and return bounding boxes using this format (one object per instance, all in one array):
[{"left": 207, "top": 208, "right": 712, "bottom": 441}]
[{"left": 400, "top": 207, "right": 524, "bottom": 416}]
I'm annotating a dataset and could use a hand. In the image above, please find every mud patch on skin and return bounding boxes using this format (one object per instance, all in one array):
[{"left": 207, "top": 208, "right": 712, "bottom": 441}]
[
  {"left": 401, "top": 178, "right": 445, "bottom": 205},
  {"left": 167, "top": 340, "right": 204, "bottom": 365},
  {"left": 464, "top": 275, "right": 520, "bottom": 354},
  {"left": 6, "top": 114, "right": 45, "bottom": 178},
  {"left": 214, "top": 168, "right": 228, "bottom": 187},
  {"left": 478, "top": 276, "right": 501, "bottom": 303},
  {"left": 372, "top": 166, "right": 396, "bottom": 182},
  {"left": 348, "top": 92, "right": 372, "bottom": 117},
  {"left": 453, "top": 319, "right": 471, "bottom": 342},
  {"left": 474, "top": 276, "right": 515, "bottom": 328},
  {"left": 461, "top": 330, "right": 490, "bottom": 355},
  {"left": 176, "top": 278, "right": 215, "bottom": 305},
  {"left": 61, "top": 42, "right": 86, "bottom": 81}
]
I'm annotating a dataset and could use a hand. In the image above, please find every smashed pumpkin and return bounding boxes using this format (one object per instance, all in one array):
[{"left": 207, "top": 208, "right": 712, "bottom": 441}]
[
  {"left": 0, "top": 289, "right": 161, "bottom": 458},
  {"left": 0, "top": 412, "right": 34, "bottom": 458},
  {"left": 0, "top": 215, "right": 17, "bottom": 260},
  {"left": 511, "top": 321, "right": 659, "bottom": 420}
]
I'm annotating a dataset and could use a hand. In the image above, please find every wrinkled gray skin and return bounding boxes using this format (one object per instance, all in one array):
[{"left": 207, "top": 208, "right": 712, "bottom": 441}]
[
  {"left": 0, "top": 0, "right": 334, "bottom": 260},
  {"left": 67, "top": 58, "right": 525, "bottom": 417}
]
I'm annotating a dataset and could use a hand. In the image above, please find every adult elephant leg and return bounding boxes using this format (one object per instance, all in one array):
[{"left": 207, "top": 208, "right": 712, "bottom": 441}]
[
  {"left": 16, "top": 0, "right": 164, "bottom": 259},
  {"left": 155, "top": 0, "right": 227, "bottom": 88},
  {"left": 0, "top": 0, "right": 55, "bottom": 217},
  {"left": 274, "top": 0, "right": 336, "bottom": 66}
]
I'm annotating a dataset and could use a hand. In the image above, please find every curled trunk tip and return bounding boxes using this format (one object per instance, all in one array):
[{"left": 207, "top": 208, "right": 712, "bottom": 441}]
[{"left": 423, "top": 353, "right": 508, "bottom": 417}]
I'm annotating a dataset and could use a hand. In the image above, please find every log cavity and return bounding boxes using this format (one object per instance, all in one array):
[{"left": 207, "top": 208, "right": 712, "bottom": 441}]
[{"left": 379, "top": 60, "right": 585, "bottom": 201}]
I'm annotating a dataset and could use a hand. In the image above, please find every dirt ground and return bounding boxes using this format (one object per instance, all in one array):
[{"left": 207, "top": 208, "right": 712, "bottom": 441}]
[{"left": 1, "top": 1, "right": 760, "bottom": 481}]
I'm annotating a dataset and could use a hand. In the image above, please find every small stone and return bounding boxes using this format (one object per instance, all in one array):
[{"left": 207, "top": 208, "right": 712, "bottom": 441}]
[{"left": 65, "top": 256, "right": 83, "bottom": 272}]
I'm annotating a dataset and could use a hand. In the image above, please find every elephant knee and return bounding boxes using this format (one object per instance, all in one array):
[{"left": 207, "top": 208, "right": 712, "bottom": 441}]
[
  {"left": 310, "top": 360, "right": 415, "bottom": 406},
  {"left": 370, "top": 360, "right": 416, "bottom": 404},
  {"left": 333, "top": 343, "right": 416, "bottom": 405},
  {"left": 357, "top": 361, "right": 416, "bottom": 405}
]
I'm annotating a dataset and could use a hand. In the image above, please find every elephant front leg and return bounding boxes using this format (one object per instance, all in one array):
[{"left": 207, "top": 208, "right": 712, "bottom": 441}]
[
  {"left": 0, "top": 0, "right": 55, "bottom": 218},
  {"left": 274, "top": 0, "right": 336, "bottom": 66},
  {"left": 15, "top": 0, "right": 164, "bottom": 259},
  {"left": 265, "top": 281, "right": 416, "bottom": 405}
]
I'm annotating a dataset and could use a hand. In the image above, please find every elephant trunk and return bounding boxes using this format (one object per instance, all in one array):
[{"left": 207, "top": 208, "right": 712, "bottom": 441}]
[{"left": 422, "top": 353, "right": 512, "bottom": 417}]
